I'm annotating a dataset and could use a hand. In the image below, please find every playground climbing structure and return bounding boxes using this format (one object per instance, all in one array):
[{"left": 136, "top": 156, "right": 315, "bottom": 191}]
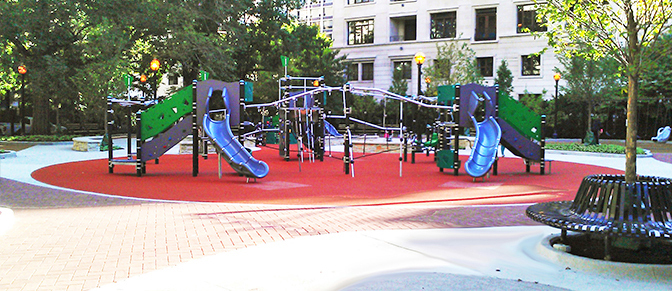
[{"left": 106, "top": 79, "right": 268, "bottom": 179}]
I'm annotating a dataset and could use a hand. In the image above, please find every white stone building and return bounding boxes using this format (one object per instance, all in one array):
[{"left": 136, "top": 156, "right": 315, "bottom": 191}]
[
  {"left": 292, "top": 0, "right": 335, "bottom": 39},
  {"left": 329, "top": 0, "right": 562, "bottom": 99}
]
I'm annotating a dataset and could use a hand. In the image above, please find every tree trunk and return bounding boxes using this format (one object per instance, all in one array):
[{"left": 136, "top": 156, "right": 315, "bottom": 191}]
[
  {"left": 625, "top": 73, "right": 638, "bottom": 183},
  {"left": 32, "top": 93, "right": 51, "bottom": 135},
  {"left": 624, "top": 4, "right": 640, "bottom": 184},
  {"left": 587, "top": 100, "right": 593, "bottom": 138}
]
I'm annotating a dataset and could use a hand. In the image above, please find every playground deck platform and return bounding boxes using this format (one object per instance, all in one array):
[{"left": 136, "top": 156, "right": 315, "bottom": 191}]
[{"left": 0, "top": 139, "right": 671, "bottom": 290}]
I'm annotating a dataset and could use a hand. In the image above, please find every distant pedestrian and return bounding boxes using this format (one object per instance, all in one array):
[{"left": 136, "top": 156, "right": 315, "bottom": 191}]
[{"left": 591, "top": 118, "right": 602, "bottom": 145}]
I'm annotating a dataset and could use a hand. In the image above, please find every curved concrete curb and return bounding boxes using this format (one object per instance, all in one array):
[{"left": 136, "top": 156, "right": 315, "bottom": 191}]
[
  {"left": 341, "top": 272, "right": 571, "bottom": 291},
  {"left": 0, "top": 140, "right": 72, "bottom": 146},
  {"left": 546, "top": 149, "right": 653, "bottom": 158},
  {"left": 536, "top": 233, "right": 672, "bottom": 280},
  {"left": 0, "top": 207, "right": 15, "bottom": 235},
  {"left": 0, "top": 150, "right": 17, "bottom": 159}
]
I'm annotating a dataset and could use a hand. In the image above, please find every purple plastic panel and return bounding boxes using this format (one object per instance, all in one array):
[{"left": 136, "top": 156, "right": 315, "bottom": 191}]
[
  {"left": 140, "top": 117, "right": 192, "bottom": 161},
  {"left": 459, "top": 83, "right": 497, "bottom": 128},
  {"left": 195, "top": 80, "right": 241, "bottom": 128},
  {"left": 498, "top": 118, "right": 541, "bottom": 161}
]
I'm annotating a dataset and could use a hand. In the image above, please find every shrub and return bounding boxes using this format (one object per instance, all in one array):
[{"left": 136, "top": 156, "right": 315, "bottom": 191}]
[
  {"left": 0, "top": 135, "right": 79, "bottom": 142},
  {"left": 546, "top": 143, "right": 645, "bottom": 155}
]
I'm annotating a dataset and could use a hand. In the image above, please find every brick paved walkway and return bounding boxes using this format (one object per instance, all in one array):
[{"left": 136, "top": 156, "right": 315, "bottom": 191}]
[{"left": 0, "top": 178, "right": 537, "bottom": 291}]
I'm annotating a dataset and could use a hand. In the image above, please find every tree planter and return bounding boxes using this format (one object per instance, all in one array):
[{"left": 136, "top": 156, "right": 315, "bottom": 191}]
[{"left": 527, "top": 174, "right": 672, "bottom": 260}]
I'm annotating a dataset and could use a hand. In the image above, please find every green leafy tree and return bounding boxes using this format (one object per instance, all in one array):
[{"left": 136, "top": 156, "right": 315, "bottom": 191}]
[
  {"left": 0, "top": 0, "right": 306, "bottom": 133},
  {"left": 389, "top": 64, "right": 409, "bottom": 96},
  {"left": 536, "top": 0, "right": 672, "bottom": 182},
  {"left": 423, "top": 39, "right": 482, "bottom": 96},
  {"left": 495, "top": 60, "right": 514, "bottom": 96},
  {"left": 245, "top": 23, "right": 346, "bottom": 123},
  {"left": 640, "top": 33, "right": 672, "bottom": 131},
  {"left": 558, "top": 55, "right": 623, "bottom": 142},
  {"left": 383, "top": 64, "right": 409, "bottom": 126}
]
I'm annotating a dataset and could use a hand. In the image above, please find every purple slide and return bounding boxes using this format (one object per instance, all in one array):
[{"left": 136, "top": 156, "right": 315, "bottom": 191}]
[{"left": 202, "top": 88, "right": 269, "bottom": 179}]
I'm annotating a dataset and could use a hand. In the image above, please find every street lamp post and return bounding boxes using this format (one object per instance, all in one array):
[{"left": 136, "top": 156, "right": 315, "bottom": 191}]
[
  {"left": 412, "top": 52, "right": 426, "bottom": 160},
  {"left": 553, "top": 73, "right": 561, "bottom": 138},
  {"left": 150, "top": 58, "right": 160, "bottom": 100},
  {"left": 18, "top": 65, "right": 27, "bottom": 135},
  {"left": 414, "top": 52, "right": 425, "bottom": 96},
  {"left": 140, "top": 74, "right": 148, "bottom": 100}
]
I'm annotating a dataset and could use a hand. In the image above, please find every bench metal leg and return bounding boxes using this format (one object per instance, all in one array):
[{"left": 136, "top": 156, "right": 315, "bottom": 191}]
[{"left": 604, "top": 236, "right": 611, "bottom": 261}]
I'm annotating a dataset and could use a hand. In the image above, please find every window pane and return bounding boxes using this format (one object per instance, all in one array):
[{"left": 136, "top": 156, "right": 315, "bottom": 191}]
[
  {"left": 168, "top": 74, "right": 179, "bottom": 85},
  {"left": 361, "top": 63, "right": 374, "bottom": 80},
  {"left": 521, "top": 55, "right": 541, "bottom": 76},
  {"left": 348, "top": 19, "right": 374, "bottom": 45},
  {"left": 345, "top": 63, "right": 358, "bottom": 81},
  {"left": 517, "top": 4, "right": 547, "bottom": 33},
  {"left": 475, "top": 8, "right": 497, "bottom": 41},
  {"left": 476, "top": 57, "right": 494, "bottom": 77},
  {"left": 431, "top": 12, "right": 456, "bottom": 39},
  {"left": 403, "top": 18, "right": 417, "bottom": 41},
  {"left": 393, "top": 61, "right": 412, "bottom": 79}
]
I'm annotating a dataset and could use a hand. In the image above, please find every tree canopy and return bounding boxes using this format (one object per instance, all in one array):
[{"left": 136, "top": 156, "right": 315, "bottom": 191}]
[
  {"left": 0, "top": 0, "right": 313, "bottom": 134},
  {"left": 423, "top": 40, "right": 482, "bottom": 96},
  {"left": 535, "top": 0, "right": 672, "bottom": 182}
]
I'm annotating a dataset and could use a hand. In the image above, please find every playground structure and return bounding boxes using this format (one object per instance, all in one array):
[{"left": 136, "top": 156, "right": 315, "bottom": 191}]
[
  {"left": 456, "top": 84, "right": 547, "bottom": 178},
  {"left": 107, "top": 79, "right": 269, "bottom": 180},
  {"left": 105, "top": 74, "right": 546, "bottom": 181},
  {"left": 652, "top": 126, "right": 671, "bottom": 143}
]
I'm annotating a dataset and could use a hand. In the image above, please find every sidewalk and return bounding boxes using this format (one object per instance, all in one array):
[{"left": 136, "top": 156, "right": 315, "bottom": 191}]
[{"left": 1, "top": 140, "right": 671, "bottom": 291}]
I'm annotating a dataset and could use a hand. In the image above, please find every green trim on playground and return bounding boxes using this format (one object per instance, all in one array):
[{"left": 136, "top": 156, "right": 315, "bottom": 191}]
[
  {"left": 140, "top": 86, "right": 193, "bottom": 141},
  {"left": 498, "top": 92, "right": 541, "bottom": 141}
]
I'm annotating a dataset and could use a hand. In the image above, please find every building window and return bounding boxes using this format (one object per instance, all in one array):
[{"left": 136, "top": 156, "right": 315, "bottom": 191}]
[
  {"left": 345, "top": 63, "right": 358, "bottom": 81},
  {"left": 390, "top": 16, "right": 416, "bottom": 42},
  {"left": 475, "top": 8, "right": 497, "bottom": 41},
  {"left": 393, "top": 61, "right": 412, "bottom": 79},
  {"left": 521, "top": 55, "right": 541, "bottom": 76},
  {"left": 431, "top": 12, "right": 456, "bottom": 39},
  {"left": 348, "top": 19, "right": 374, "bottom": 45},
  {"left": 361, "top": 63, "right": 374, "bottom": 80},
  {"left": 517, "top": 4, "right": 546, "bottom": 33},
  {"left": 168, "top": 74, "right": 179, "bottom": 85},
  {"left": 323, "top": 20, "right": 333, "bottom": 30},
  {"left": 477, "top": 57, "right": 494, "bottom": 77},
  {"left": 349, "top": 0, "right": 373, "bottom": 4},
  {"left": 346, "top": 62, "right": 375, "bottom": 81}
]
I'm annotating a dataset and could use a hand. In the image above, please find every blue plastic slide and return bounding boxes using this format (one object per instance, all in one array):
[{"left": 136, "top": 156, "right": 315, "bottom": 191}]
[
  {"left": 465, "top": 116, "right": 502, "bottom": 178},
  {"left": 324, "top": 120, "right": 342, "bottom": 137},
  {"left": 203, "top": 88, "right": 269, "bottom": 179},
  {"left": 652, "top": 126, "right": 671, "bottom": 143},
  {"left": 464, "top": 90, "right": 502, "bottom": 178}
]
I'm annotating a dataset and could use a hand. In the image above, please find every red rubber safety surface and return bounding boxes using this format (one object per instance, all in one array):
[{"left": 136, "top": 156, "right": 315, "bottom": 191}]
[{"left": 32, "top": 148, "right": 622, "bottom": 206}]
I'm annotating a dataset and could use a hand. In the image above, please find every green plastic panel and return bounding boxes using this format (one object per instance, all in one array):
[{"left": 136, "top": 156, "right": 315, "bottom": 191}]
[
  {"left": 266, "top": 132, "right": 278, "bottom": 144},
  {"left": 436, "top": 149, "right": 456, "bottom": 169},
  {"left": 498, "top": 92, "right": 541, "bottom": 141},
  {"left": 437, "top": 85, "right": 456, "bottom": 105},
  {"left": 244, "top": 82, "right": 254, "bottom": 102},
  {"left": 140, "top": 86, "right": 193, "bottom": 141}
]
